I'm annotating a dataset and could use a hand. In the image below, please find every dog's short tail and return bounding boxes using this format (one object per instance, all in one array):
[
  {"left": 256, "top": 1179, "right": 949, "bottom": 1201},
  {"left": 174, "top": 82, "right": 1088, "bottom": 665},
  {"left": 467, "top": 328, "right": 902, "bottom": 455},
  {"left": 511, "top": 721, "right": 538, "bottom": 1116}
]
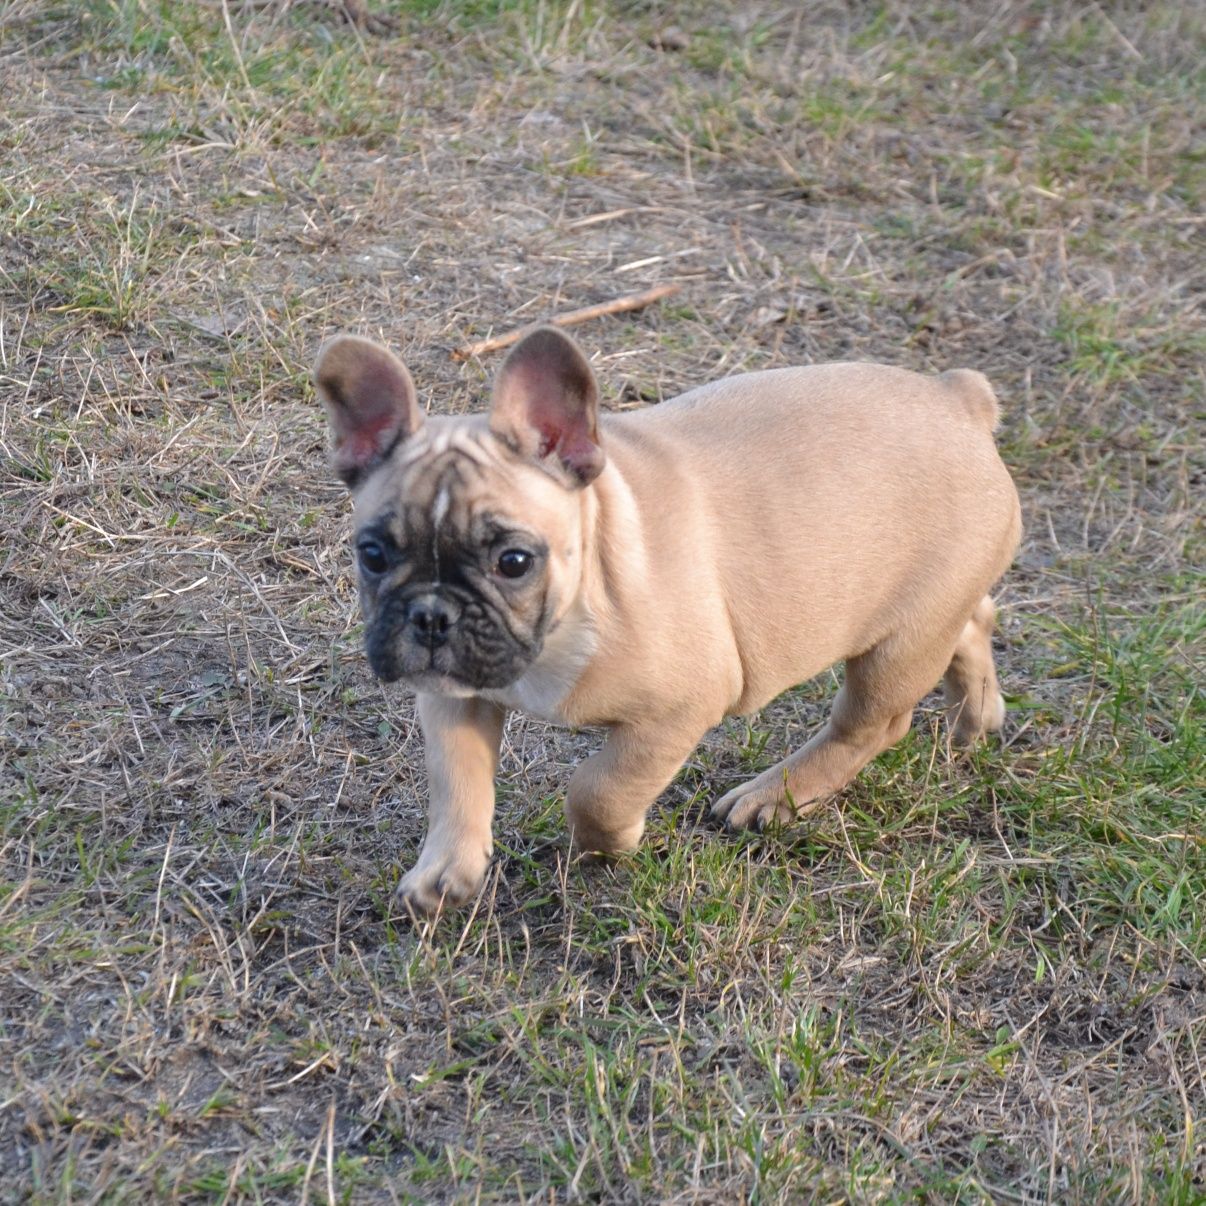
[{"left": 940, "top": 369, "right": 1000, "bottom": 431}]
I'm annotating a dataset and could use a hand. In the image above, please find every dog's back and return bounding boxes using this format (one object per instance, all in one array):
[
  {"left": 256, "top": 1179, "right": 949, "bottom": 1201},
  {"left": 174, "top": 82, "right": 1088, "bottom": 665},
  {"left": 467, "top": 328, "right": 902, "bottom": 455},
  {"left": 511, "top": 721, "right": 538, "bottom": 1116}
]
[{"left": 597, "top": 363, "right": 1020, "bottom": 714}]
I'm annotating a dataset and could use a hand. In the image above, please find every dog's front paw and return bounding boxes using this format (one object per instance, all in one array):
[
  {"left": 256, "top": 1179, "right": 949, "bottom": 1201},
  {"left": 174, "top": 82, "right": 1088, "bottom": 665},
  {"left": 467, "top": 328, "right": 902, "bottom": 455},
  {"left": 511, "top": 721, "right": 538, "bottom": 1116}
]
[
  {"left": 710, "top": 775, "right": 799, "bottom": 832},
  {"left": 396, "top": 846, "right": 491, "bottom": 919}
]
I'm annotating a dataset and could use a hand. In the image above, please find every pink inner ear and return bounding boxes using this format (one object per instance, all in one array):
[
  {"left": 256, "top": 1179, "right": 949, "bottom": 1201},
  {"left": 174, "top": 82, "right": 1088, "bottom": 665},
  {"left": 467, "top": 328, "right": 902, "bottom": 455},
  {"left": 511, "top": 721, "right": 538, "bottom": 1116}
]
[
  {"left": 346, "top": 413, "right": 397, "bottom": 461},
  {"left": 330, "top": 410, "right": 405, "bottom": 484},
  {"left": 526, "top": 386, "right": 592, "bottom": 447},
  {"left": 555, "top": 429, "right": 601, "bottom": 479},
  {"left": 523, "top": 419, "right": 602, "bottom": 485}
]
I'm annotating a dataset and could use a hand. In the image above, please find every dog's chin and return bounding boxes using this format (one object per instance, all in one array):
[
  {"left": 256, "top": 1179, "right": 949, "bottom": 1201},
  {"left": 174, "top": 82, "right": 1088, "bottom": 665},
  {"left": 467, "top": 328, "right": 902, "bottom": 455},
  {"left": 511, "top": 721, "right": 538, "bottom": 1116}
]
[
  {"left": 370, "top": 654, "right": 532, "bottom": 697},
  {"left": 395, "top": 672, "right": 477, "bottom": 698}
]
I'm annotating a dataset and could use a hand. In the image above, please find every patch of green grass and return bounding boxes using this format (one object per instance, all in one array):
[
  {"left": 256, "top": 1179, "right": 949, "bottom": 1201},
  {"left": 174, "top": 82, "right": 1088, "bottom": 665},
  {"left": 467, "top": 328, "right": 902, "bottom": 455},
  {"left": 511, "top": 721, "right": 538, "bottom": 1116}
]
[
  {"left": 1053, "top": 298, "right": 1206, "bottom": 389},
  {"left": 1003, "top": 599, "right": 1203, "bottom": 948},
  {"left": 185, "top": 1156, "right": 311, "bottom": 1199},
  {"left": 47, "top": 201, "right": 174, "bottom": 331},
  {"left": 21, "top": 0, "right": 409, "bottom": 145},
  {"left": 1052, "top": 301, "right": 1152, "bottom": 385},
  {"left": 681, "top": 19, "right": 777, "bottom": 75}
]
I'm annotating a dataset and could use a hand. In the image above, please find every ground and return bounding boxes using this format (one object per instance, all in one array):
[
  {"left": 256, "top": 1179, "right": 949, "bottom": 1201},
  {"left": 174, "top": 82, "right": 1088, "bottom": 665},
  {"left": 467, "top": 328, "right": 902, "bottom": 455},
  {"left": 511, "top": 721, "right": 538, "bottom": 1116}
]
[{"left": 0, "top": 1, "right": 1202, "bottom": 1201}]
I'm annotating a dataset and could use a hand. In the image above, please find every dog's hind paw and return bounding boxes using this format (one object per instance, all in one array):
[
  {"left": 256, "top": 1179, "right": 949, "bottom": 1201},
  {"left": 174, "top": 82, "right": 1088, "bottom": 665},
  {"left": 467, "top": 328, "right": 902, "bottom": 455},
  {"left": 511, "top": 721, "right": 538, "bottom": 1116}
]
[{"left": 710, "top": 778, "right": 799, "bottom": 832}]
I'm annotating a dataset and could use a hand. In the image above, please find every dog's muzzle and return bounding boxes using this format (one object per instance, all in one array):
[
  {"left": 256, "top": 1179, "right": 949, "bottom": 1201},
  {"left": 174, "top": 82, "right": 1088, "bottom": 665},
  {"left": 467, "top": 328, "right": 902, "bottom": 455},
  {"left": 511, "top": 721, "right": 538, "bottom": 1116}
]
[
  {"left": 364, "top": 584, "right": 540, "bottom": 690},
  {"left": 404, "top": 591, "right": 460, "bottom": 649}
]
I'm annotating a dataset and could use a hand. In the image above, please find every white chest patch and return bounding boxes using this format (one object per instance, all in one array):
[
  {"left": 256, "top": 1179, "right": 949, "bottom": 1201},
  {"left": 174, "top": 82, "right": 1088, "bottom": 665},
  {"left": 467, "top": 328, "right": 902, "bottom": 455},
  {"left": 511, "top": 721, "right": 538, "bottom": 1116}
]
[{"left": 480, "top": 603, "right": 597, "bottom": 723}]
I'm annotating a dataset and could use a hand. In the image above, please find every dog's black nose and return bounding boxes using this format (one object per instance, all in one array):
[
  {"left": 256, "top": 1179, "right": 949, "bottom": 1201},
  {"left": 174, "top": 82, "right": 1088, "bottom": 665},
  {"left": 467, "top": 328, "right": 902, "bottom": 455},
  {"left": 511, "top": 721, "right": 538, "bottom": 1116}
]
[{"left": 406, "top": 593, "right": 458, "bottom": 648}]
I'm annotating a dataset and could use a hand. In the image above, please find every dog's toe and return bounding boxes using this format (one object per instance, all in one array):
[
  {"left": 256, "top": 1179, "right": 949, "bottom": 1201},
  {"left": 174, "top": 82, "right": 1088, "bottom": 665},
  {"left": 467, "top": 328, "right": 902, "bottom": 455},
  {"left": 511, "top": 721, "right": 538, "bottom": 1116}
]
[
  {"left": 753, "top": 797, "right": 797, "bottom": 830},
  {"left": 727, "top": 790, "right": 782, "bottom": 831},
  {"left": 709, "top": 783, "right": 747, "bottom": 824},
  {"left": 396, "top": 851, "right": 489, "bottom": 920},
  {"left": 712, "top": 782, "right": 784, "bottom": 832},
  {"left": 713, "top": 774, "right": 814, "bottom": 832}
]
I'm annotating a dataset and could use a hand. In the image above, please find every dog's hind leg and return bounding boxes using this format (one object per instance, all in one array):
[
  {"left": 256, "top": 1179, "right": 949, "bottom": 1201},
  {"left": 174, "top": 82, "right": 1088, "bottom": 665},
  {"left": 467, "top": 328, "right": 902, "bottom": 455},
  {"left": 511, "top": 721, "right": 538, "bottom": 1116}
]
[
  {"left": 711, "top": 619, "right": 968, "bottom": 832},
  {"left": 942, "top": 595, "right": 1006, "bottom": 746}
]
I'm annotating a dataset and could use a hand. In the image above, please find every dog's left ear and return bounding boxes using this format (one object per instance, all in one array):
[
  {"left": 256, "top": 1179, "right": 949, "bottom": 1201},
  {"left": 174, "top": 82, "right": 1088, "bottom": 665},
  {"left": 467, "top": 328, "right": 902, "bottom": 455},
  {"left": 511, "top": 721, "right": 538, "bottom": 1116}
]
[
  {"left": 315, "top": 335, "right": 424, "bottom": 489},
  {"left": 489, "top": 326, "right": 605, "bottom": 487}
]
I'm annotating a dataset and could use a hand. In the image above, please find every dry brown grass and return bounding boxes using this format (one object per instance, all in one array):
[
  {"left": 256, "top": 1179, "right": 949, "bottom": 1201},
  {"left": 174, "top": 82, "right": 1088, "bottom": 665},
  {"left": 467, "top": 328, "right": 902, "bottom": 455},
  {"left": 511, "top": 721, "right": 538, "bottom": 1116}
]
[{"left": 0, "top": 1, "right": 1202, "bottom": 1201}]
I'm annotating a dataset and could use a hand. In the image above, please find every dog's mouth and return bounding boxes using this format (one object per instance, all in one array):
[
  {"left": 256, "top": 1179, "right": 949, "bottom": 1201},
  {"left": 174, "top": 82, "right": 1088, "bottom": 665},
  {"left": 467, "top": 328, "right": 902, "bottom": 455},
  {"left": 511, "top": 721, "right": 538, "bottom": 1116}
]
[{"left": 366, "top": 634, "right": 536, "bottom": 694}]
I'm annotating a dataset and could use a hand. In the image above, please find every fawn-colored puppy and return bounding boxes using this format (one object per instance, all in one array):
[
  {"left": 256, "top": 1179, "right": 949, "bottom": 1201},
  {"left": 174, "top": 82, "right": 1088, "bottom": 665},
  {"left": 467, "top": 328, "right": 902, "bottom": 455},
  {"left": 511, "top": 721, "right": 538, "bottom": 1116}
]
[{"left": 315, "top": 327, "right": 1021, "bottom": 916}]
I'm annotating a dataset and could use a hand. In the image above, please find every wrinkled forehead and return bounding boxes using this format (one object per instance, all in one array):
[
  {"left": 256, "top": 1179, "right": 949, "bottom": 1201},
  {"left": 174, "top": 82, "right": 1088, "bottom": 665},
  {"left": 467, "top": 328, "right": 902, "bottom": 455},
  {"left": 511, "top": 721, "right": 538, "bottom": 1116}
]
[{"left": 350, "top": 416, "right": 571, "bottom": 541}]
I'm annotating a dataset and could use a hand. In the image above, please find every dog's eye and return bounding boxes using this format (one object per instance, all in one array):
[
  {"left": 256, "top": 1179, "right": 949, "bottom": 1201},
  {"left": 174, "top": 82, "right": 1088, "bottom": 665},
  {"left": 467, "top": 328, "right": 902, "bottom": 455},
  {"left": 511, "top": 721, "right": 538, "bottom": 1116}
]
[
  {"left": 357, "top": 539, "right": 388, "bottom": 576},
  {"left": 496, "top": 549, "right": 533, "bottom": 579}
]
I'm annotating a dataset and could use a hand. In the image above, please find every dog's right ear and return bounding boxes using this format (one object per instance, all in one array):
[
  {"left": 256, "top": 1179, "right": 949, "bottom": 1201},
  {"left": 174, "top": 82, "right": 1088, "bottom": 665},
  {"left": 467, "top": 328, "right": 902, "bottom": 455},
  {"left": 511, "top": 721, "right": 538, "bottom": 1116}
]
[{"left": 314, "top": 335, "right": 424, "bottom": 488}]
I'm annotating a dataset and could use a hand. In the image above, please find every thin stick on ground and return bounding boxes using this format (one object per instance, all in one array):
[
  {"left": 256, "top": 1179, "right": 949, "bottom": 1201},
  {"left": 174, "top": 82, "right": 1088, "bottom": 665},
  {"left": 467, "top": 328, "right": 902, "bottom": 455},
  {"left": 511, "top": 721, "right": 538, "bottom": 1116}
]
[{"left": 450, "top": 283, "right": 682, "bottom": 361}]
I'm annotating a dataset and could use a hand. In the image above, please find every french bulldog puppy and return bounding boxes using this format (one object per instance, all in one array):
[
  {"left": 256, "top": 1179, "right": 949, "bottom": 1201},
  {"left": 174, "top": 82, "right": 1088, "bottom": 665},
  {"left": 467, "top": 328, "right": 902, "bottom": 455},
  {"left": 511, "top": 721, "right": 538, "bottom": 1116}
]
[{"left": 315, "top": 326, "right": 1021, "bottom": 917}]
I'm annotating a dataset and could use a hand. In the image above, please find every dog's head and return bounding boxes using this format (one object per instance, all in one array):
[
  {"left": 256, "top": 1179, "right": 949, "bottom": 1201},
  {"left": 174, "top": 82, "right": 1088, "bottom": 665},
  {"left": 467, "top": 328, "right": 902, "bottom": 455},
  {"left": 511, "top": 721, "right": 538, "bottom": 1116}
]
[{"left": 315, "top": 327, "right": 605, "bottom": 694}]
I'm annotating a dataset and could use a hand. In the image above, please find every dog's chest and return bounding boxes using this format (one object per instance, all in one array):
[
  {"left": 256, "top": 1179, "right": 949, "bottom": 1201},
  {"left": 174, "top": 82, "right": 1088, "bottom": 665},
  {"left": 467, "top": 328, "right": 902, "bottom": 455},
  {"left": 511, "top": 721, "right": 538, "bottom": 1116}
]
[
  {"left": 484, "top": 666, "right": 575, "bottom": 723},
  {"left": 480, "top": 608, "right": 597, "bottom": 723}
]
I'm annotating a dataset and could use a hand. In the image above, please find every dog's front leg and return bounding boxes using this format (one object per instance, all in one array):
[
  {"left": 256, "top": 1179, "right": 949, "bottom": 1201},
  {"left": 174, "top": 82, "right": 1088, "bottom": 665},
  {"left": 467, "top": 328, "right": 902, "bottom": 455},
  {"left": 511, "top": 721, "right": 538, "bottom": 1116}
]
[
  {"left": 565, "top": 718, "right": 708, "bottom": 855},
  {"left": 397, "top": 693, "right": 505, "bottom": 918}
]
